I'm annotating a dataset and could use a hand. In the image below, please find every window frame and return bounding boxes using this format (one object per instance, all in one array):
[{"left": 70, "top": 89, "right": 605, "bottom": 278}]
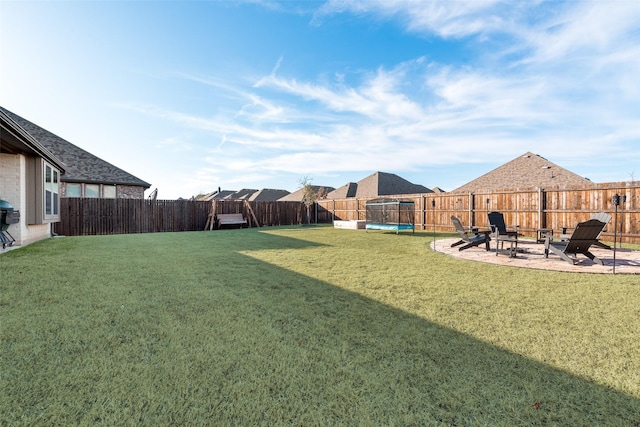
[
  {"left": 27, "top": 157, "right": 61, "bottom": 224},
  {"left": 85, "top": 184, "right": 100, "bottom": 198},
  {"left": 66, "top": 183, "right": 82, "bottom": 197},
  {"left": 103, "top": 185, "right": 117, "bottom": 199},
  {"left": 43, "top": 163, "right": 60, "bottom": 220}
]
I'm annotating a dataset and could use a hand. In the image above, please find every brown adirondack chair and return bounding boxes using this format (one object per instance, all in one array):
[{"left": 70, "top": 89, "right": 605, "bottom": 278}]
[
  {"left": 545, "top": 219, "right": 606, "bottom": 265},
  {"left": 450, "top": 216, "right": 491, "bottom": 251}
]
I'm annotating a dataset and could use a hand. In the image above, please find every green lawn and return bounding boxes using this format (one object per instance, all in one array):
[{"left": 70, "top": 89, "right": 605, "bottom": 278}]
[{"left": 1, "top": 226, "right": 639, "bottom": 426}]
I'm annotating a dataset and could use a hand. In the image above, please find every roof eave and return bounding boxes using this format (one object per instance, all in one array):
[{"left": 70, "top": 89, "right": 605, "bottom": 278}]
[
  {"left": 0, "top": 110, "right": 67, "bottom": 172},
  {"left": 62, "top": 177, "right": 152, "bottom": 188}
]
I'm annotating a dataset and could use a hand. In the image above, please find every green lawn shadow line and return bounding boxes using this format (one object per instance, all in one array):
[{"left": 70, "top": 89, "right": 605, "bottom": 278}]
[{"left": 218, "top": 243, "right": 640, "bottom": 424}]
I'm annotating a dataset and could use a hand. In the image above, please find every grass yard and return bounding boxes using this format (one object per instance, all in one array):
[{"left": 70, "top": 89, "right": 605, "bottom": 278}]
[{"left": 1, "top": 225, "right": 639, "bottom": 426}]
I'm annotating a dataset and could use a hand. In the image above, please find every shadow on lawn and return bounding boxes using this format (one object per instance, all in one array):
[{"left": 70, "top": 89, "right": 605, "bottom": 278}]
[
  {"left": 217, "top": 233, "right": 640, "bottom": 425},
  {"left": 3, "top": 230, "right": 639, "bottom": 425}
]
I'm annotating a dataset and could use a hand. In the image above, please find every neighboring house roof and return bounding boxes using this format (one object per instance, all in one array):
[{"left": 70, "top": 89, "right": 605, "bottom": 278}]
[
  {"left": 249, "top": 188, "right": 291, "bottom": 201},
  {"left": 196, "top": 189, "right": 236, "bottom": 201},
  {"left": 198, "top": 188, "right": 289, "bottom": 201},
  {"left": 0, "top": 106, "right": 150, "bottom": 188},
  {"left": 452, "top": 152, "right": 596, "bottom": 193},
  {"left": 278, "top": 185, "right": 335, "bottom": 202},
  {"left": 326, "top": 182, "right": 358, "bottom": 199},
  {"left": 431, "top": 186, "right": 446, "bottom": 193},
  {"left": 326, "top": 172, "right": 433, "bottom": 199},
  {"left": 0, "top": 108, "right": 66, "bottom": 171},
  {"left": 226, "top": 189, "right": 258, "bottom": 200},
  {"left": 214, "top": 191, "right": 236, "bottom": 199}
]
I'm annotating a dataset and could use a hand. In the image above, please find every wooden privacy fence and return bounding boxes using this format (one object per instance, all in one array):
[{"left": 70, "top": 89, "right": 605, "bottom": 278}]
[
  {"left": 54, "top": 198, "right": 314, "bottom": 236},
  {"left": 317, "top": 184, "right": 640, "bottom": 244},
  {"left": 55, "top": 199, "right": 210, "bottom": 235},
  {"left": 206, "top": 200, "right": 312, "bottom": 229},
  {"left": 55, "top": 184, "right": 640, "bottom": 243}
]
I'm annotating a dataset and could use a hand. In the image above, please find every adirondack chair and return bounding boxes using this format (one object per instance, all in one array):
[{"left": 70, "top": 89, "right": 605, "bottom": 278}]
[
  {"left": 487, "top": 211, "right": 518, "bottom": 238},
  {"left": 589, "top": 212, "right": 612, "bottom": 249},
  {"left": 450, "top": 216, "right": 491, "bottom": 251},
  {"left": 544, "top": 219, "right": 606, "bottom": 265},
  {"left": 561, "top": 212, "right": 612, "bottom": 249},
  {"left": 488, "top": 211, "right": 519, "bottom": 254}
]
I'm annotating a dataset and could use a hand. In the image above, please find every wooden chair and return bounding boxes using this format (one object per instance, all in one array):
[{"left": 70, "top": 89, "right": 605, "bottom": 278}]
[
  {"left": 450, "top": 216, "right": 491, "bottom": 251},
  {"left": 544, "top": 219, "right": 606, "bottom": 265}
]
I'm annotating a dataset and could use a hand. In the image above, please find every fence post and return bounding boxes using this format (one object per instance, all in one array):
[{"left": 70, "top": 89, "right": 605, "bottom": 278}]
[
  {"left": 538, "top": 188, "right": 546, "bottom": 230},
  {"left": 421, "top": 194, "right": 427, "bottom": 230},
  {"left": 469, "top": 192, "right": 475, "bottom": 227}
]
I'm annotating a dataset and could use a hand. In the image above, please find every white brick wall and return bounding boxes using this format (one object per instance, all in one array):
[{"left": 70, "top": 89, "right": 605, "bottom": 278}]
[{"left": 0, "top": 153, "right": 20, "bottom": 203}]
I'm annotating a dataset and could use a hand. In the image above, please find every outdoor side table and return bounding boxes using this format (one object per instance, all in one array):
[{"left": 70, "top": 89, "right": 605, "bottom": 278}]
[
  {"left": 537, "top": 228, "right": 553, "bottom": 244},
  {"left": 496, "top": 236, "right": 519, "bottom": 257}
]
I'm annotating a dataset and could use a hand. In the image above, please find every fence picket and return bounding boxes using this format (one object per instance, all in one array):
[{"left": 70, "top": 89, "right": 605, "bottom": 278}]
[{"left": 54, "top": 185, "right": 640, "bottom": 243}]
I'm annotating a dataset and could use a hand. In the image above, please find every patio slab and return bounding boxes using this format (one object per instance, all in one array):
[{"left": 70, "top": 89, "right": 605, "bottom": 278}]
[{"left": 432, "top": 238, "right": 640, "bottom": 274}]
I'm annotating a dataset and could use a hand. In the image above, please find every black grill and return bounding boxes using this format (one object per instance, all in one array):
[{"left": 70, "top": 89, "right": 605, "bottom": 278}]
[{"left": 0, "top": 199, "right": 19, "bottom": 248}]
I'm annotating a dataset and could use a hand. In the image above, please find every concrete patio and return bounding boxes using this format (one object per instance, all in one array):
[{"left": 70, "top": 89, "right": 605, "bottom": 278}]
[{"left": 432, "top": 238, "right": 640, "bottom": 274}]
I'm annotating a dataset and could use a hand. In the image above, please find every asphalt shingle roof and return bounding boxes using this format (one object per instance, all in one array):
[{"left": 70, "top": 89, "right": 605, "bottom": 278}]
[
  {"left": 199, "top": 188, "right": 291, "bottom": 201},
  {"left": 227, "top": 189, "right": 258, "bottom": 200},
  {"left": 452, "top": 152, "right": 595, "bottom": 193},
  {"left": 1, "top": 107, "right": 151, "bottom": 188},
  {"left": 0, "top": 108, "right": 65, "bottom": 171},
  {"left": 278, "top": 186, "right": 335, "bottom": 202},
  {"left": 325, "top": 182, "right": 357, "bottom": 199},
  {"left": 326, "top": 172, "right": 432, "bottom": 199},
  {"left": 249, "top": 188, "right": 291, "bottom": 201}
]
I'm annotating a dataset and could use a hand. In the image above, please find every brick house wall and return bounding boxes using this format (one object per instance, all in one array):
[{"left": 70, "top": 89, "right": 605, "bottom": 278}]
[{"left": 117, "top": 185, "right": 145, "bottom": 199}]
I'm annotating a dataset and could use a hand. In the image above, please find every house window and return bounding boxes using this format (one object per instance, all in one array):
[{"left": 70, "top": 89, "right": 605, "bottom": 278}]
[
  {"left": 66, "top": 183, "right": 82, "bottom": 197},
  {"left": 44, "top": 163, "right": 59, "bottom": 219},
  {"left": 103, "top": 185, "right": 116, "bottom": 199},
  {"left": 26, "top": 158, "right": 61, "bottom": 224},
  {"left": 86, "top": 184, "right": 100, "bottom": 198}
]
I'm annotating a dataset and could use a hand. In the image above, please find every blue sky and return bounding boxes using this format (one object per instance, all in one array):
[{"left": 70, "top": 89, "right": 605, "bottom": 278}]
[{"left": 2, "top": 0, "right": 639, "bottom": 199}]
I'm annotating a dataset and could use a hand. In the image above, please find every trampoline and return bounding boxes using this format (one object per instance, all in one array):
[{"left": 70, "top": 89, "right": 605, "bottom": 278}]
[{"left": 365, "top": 199, "right": 415, "bottom": 234}]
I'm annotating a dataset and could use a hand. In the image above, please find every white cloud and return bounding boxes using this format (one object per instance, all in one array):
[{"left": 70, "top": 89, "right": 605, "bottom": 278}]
[
  {"left": 315, "top": 0, "right": 507, "bottom": 38},
  {"left": 524, "top": 1, "right": 640, "bottom": 64},
  {"left": 255, "top": 59, "right": 430, "bottom": 124},
  {"left": 121, "top": 0, "right": 640, "bottom": 196}
]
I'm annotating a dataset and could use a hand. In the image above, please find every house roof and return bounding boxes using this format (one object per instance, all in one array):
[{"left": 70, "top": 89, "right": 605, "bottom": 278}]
[
  {"left": 0, "top": 107, "right": 151, "bottom": 188},
  {"left": 0, "top": 109, "right": 66, "bottom": 171},
  {"left": 326, "top": 172, "right": 433, "bottom": 199},
  {"left": 451, "top": 151, "right": 596, "bottom": 193},
  {"left": 225, "top": 189, "right": 258, "bottom": 200},
  {"left": 196, "top": 189, "right": 236, "bottom": 201},
  {"left": 278, "top": 185, "right": 335, "bottom": 202},
  {"left": 249, "top": 188, "right": 291, "bottom": 201},
  {"left": 197, "top": 188, "right": 291, "bottom": 201},
  {"left": 326, "top": 182, "right": 358, "bottom": 199}
]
